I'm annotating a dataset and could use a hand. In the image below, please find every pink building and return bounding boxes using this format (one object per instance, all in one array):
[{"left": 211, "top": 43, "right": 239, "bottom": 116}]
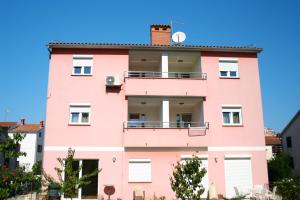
[{"left": 43, "top": 24, "right": 268, "bottom": 199}]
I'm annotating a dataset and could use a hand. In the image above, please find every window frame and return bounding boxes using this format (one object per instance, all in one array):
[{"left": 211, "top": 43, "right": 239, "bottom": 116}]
[
  {"left": 72, "top": 55, "right": 93, "bottom": 76},
  {"left": 69, "top": 104, "right": 91, "bottom": 125},
  {"left": 222, "top": 106, "right": 243, "bottom": 126},
  {"left": 218, "top": 58, "right": 239, "bottom": 79},
  {"left": 128, "top": 159, "right": 151, "bottom": 183}
]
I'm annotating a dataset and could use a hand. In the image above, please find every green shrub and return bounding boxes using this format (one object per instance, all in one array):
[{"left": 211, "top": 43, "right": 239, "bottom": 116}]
[
  {"left": 268, "top": 153, "right": 292, "bottom": 183},
  {"left": 275, "top": 177, "right": 300, "bottom": 200},
  {"left": 170, "top": 155, "right": 207, "bottom": 200}
]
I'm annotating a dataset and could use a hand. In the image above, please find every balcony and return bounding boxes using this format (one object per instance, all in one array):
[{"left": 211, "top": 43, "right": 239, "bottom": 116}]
[
  {"left": 123, "top": 97, "right": 209, "bottom": 147},
  {"left": 125, "top": 50, "right": 207, "bottom": 97},
  {"left": 124, "top": 71, "right": 207, "bottom": 96}
]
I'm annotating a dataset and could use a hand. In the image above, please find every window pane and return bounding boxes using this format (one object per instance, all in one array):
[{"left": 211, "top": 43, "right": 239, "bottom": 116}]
[
  {"left": 81, "top": 112, "right": 89, "bottom": 123},
  {"left": 220, "top": 71, "right": 228, "bottom": 77},
  {"left": 84, "top": 66, "right": 91, "bottom": 74},
  {"left": 230, "top": 71, "right": 237, "bottom": 77},
  {"left": 233, "top": 112, "right": 240, "bottom": 124},
  {"left": 287, "top": 137, "right": 292, "bottom": 148},
  {"left": 71, "top": 112, "right": 79, "bottom": 123},
  {"left": 223, "top": 112, "right": 230, "bottom": 124},
  {"left": 74, "top": 66, "right": 82, "bottom": 74}
]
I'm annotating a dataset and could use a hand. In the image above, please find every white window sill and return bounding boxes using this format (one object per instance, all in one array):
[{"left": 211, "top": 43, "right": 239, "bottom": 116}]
[
  {"left": 219, "top": 76, "right": 240, "bottom": 79},
  {"left": 128, "top": 180, "right": 152, "bottom": 183},
  {"left": 68, "top": 123, "right": 91, "bottom": 126},
  {"left": 71, "top": 74, "right": 93, "bottom": 76}
]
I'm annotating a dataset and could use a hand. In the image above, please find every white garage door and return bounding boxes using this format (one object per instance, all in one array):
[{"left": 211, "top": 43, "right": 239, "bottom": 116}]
[
  {"left": 224, "top": 158, "right": 253, "bottom": 198},
  {"left": 181, "top": 158, "right": 209, "bottom": 198}
]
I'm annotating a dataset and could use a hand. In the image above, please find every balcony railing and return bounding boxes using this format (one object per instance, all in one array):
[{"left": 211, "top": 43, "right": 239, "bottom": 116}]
[
  {"left": 124, "top": 121, "right": 209, "bottom": 129},
  {"left": 124, "top": 71, "right": 207, "bottom": 79}
]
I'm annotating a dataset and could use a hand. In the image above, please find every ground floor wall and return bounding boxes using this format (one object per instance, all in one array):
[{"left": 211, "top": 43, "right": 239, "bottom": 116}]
[{"left": 43, "top": 147, "right": 268, "bottom": 200}]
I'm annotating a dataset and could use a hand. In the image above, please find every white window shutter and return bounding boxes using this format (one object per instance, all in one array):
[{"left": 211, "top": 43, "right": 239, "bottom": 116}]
[
  {"left": 128, "top": 160, "right": 151, "bottom": 182},
  {"left": 225, "top": 158, "right": 253, "bottom": 198},
  {"left": 219, "top": 61, "right": 238, "bottom": 71},
  {"left": 73, "top": 58, "right": 93, "bottom": 66}
]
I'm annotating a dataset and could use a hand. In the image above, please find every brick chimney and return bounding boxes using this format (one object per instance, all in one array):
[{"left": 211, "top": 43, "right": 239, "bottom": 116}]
[
  {"left": 40, "top": 120, "right": 44, "bottom": 128},
  {"left": 150, "top": 24, "right": 171, "bottom": 45},
  {"left": 20, "top": 118, "right": 25, "bottom": 125}
]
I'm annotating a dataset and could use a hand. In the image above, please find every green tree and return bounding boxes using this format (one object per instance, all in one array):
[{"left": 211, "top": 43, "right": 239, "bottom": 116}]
[
  {"left": 0, "top": 133, "right": 36, "bottom": 199},
  {"left": 268, "top": 153, "right": 292, "bottom": 183},
  {"left": 51, "top": 148, "right": 101, "bottom": 199},
  {"left": 170, "top": 155, "right": 207, "bottom": 200},
  {"left": 0, "top": 133, "right": 26, "bottom": 162}
]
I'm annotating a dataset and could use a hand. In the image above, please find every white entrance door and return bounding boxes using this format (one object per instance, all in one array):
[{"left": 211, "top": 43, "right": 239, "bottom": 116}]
[
  {"left": 200, "top": 159, "right": 209, "bottom": 198},
  {"left": 224, "top": 158, "right": 253, "bottom": 198}
]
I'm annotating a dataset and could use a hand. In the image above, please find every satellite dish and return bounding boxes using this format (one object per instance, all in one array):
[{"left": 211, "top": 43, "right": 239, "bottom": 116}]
[{"left": 172, "top": 32, "right": 186, "bottom": 43}]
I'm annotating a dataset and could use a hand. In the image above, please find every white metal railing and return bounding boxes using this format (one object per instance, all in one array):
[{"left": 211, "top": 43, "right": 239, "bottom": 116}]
[
  {"left": 124, "top": 71, "right": 207, "bottom": 79},
  {"left": 124, "top": 121, "right": 209, "bottom": 129}
]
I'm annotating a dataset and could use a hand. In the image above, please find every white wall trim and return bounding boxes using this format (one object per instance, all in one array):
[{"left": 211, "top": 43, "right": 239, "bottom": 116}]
[
  {"left": 181, "top": 154, "right": 208, "bottom": 159},
  {"left": 45, "top": 146, "right": 266, "bottom": 152},
  {"left": 225, "top": 154, "right": 252, "bottom": 159},
  {"left": 208, "top": 146, "right": 266, "bottom": 151},
  {"left": 44, "top": 146, "right": 124, "bottom": 152}
]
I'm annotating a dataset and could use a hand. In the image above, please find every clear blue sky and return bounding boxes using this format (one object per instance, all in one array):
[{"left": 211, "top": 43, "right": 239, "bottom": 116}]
[{"left": 0, "top": 0, "right": 299, "bottom": 132}]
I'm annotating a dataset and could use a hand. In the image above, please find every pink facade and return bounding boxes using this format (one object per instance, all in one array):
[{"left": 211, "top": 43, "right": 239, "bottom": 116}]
[{"left": 44, "top": 41, "right": 268, "bottom": 199}]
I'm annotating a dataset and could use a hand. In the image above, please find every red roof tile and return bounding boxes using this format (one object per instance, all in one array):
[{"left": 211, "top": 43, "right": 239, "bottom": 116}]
[
  {"left": 10, "top": 124, "right": 43, "bottom": 133},
  {"left": 265, "top": 135, "right": 282, "bottom": 145},
  {"left": 0, "top": 122, "right": 17, "bottom": 127}
]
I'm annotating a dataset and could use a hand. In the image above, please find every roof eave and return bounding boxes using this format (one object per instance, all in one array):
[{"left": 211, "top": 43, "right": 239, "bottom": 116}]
[
  {"left": 281, "top": 110, "right": 300, "bottom": 136},
  {"left": 47, "top": 44, "right": 263, "bottom": 53}
]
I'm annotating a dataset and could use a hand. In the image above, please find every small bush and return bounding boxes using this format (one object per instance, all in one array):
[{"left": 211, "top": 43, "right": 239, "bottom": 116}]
[
  {"left": 268, "top": 153, "right": 292, "bottom": 183},
  {"left": 275, "top": 177, "right": 300, "bottom": 200}
]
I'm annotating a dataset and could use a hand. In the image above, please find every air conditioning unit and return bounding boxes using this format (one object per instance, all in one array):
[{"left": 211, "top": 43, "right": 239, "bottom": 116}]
[{"left": 105, "top": 75, "right": 121, "bottom": 86}]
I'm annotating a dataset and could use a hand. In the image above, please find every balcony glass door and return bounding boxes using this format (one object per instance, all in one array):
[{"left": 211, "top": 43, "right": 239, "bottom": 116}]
[
  {"left": 129, "top": 113, "right": 146, "bottom": 127},
  {"left": 176, "top": 113, "right": 192, "bottom": 128},
  {"left": 63, "top": 160, "right": 99, "bottom": 200}
]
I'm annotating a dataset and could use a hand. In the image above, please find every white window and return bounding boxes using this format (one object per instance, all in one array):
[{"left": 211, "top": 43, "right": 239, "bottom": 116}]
[
  {"left": 128, "top": 159, "right": 151, "bottom": 182},
  {"left": 219, "top": 59, "right": 239, "bottom": 78},
  {"left": 69, "top": 104, "right": 91, "bottom": 125},
  {"left": 72, "top": 55, "right": 93, "bottom": 75},
  {"left": 222, "top": 106, "right": 242, "bottom": 125}
]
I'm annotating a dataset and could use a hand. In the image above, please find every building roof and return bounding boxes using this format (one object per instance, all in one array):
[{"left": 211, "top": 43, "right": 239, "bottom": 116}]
[
  {"left": 0, "top": 122, "right": 17, "bottom": 128},
  {"left": 10, "top": 124, "right": 43, "bottom": 133},
  {"left": 265, "top": 135, "right": 282, "bottom": 145},
  {"left": 281, "top": 110, "right": 300, "bottom": 136},
  {"left": 48, "top": 42, "right": 262, "bottom": 53}
]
